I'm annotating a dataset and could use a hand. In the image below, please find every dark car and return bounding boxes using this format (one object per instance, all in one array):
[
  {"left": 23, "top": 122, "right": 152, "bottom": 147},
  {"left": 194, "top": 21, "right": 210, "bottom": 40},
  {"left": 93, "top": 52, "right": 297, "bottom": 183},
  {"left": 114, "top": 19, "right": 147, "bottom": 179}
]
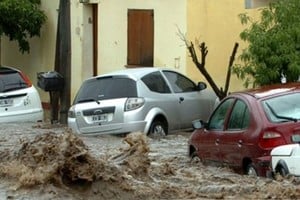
[{"left": 188, "top": 82, "right": 300, "bottom": 177}]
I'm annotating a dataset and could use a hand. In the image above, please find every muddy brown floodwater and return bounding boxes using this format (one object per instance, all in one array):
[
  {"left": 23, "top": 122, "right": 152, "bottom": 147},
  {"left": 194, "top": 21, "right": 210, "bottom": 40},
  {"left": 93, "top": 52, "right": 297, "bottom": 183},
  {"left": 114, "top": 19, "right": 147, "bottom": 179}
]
[{"left": 0, "top": 122, "right": 300, "bottom": 200}]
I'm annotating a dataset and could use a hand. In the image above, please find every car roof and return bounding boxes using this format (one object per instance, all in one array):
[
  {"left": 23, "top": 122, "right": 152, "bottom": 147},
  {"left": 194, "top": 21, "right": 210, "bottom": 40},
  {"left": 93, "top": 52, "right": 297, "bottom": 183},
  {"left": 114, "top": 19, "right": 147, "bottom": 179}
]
[
  {"left": 91, "top": 67, "right": 168, "bottom": 81},
  {"left": 232, "top": 82, "right": 300, "bottom": 99}
]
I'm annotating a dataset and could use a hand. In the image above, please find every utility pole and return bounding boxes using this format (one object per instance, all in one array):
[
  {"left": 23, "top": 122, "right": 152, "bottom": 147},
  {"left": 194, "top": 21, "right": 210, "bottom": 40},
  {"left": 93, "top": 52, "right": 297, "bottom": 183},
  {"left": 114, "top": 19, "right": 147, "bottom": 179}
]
[
  {"left": 54, "top": 0, "right": 71, "bottom": 124},
  {"left": 0, "top": 38, "right": 1, "bottom": 65}
]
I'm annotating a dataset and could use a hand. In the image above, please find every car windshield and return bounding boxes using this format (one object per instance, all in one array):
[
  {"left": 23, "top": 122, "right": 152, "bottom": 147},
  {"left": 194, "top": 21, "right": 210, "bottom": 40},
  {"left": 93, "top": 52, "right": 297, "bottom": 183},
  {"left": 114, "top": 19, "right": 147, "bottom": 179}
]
[
  {"left": 0, "top": 72, "right": 28, "bottom": 92},
  {"left": 262, "top": 93, "right": 300, "bottom": 123},
  {"left": 73, "top": 76, "right": 137, "bottom": 104}
]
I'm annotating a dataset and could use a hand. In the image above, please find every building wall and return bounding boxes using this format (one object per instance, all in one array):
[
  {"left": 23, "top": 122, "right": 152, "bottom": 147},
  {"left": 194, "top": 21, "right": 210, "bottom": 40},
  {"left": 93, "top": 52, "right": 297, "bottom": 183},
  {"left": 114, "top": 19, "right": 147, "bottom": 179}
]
[
  {"left": 187, "top": 0, "right": 261, "bottom": 92},
  {"left": 1, "top": 0, "right": 59, "bottom": 104},
  {"left": 1, "top": 0, "right": 188, "bottom": 110},
  {"left": 1, "top": 0, "right": 267, "bottom": 110},
  {"left": 98, "top": 0, "right": 187, "bottom": 74},
  {"left": 71, "top": 0, "right": 188, "bottom": 101}
]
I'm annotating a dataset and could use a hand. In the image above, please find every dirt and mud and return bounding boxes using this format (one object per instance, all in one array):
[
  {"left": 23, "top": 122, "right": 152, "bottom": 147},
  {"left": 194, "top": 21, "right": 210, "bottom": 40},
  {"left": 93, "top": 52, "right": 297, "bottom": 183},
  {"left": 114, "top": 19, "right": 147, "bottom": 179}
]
[{"left": 0, "top": 122, "right": 299, "bottom": 199}]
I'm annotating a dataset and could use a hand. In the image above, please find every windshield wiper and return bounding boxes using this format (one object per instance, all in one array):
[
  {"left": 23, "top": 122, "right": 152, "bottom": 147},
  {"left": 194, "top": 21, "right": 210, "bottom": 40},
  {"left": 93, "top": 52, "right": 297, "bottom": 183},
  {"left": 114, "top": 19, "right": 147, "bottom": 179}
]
[
  {"left": 265, "top": 102, "right": 298, "bottom": 122},
  {"left": 2, "top": 86, "right": 27, "bottom": 92}
]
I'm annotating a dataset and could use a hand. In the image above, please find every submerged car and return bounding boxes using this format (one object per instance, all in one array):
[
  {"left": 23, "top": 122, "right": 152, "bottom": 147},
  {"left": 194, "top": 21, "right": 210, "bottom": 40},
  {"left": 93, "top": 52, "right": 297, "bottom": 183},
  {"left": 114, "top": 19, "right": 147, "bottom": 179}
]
[
  {"left": 0, "top": 66, "right": 43, "bottom": 123},
  {"left": 188, "top": 82, "right": 300, "bottom": 177},
  {"left": 68, "top": 67, "right": 217, "bottom": 136},
  {"left": 271, "top": 135, "right": 300, "bottom": 177}
]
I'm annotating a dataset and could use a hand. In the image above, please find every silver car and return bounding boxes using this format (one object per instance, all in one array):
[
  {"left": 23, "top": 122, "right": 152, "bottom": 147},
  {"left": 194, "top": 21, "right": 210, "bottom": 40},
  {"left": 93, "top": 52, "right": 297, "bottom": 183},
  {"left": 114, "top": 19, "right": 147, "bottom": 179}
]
[{"left": 68, "top": 67, "right": 217, "bottom": 136}]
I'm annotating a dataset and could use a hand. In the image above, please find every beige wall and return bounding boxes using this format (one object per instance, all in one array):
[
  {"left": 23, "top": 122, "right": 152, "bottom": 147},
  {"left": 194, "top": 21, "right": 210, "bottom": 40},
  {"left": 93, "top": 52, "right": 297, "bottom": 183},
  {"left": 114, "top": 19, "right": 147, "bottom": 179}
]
[
  {"left": 98, "top": 0, "right": 187, "bottom": 74},
  {"left": 1, "top": 0, "right": 266, "bottom": 107},
  {"left": 187, "top": 0, "right": 261, "bottom": 92},
  {"left": 2, "top": 0, "right": 188, "bottom": 105},
  {"left": 1, "top": 0, "right": 59, "bottom": 103},
  {"left": 71, "top": 0, "right": 188, "bottom": 101}
]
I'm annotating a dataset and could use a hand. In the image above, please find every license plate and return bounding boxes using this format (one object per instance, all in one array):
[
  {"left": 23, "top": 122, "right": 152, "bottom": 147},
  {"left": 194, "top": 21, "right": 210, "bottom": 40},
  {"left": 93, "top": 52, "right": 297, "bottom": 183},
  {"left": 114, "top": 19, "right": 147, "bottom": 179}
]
[
  {"left": 0, "top": 99, "right": 13, "bottom": 107},
  {"left": 92, "top": 114, "right": 108, "bottom": 122}
]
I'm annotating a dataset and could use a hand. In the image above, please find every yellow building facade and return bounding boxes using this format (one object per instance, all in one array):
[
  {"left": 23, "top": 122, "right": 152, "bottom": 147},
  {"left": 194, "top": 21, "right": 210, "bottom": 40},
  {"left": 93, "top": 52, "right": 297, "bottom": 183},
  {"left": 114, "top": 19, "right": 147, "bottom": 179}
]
[
  {"left": 1, "top": 0, "right": 269, "bottom": 116},
  {"left": 186, "top": 0, "right": 266, "bottom": 92}
]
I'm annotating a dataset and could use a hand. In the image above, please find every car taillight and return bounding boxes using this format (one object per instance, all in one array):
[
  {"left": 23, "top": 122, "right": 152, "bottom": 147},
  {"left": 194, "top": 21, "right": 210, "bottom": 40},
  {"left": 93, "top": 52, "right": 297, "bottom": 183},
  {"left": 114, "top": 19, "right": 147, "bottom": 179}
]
[
  {"left": 125, "top": 97, "right": 144, "bottom": 111},
  {"left": 259, "top": 131, "right": 285, "bottom": 149},
  {"left": 19, "top": 72, "right": 32, "bottom": 87}
]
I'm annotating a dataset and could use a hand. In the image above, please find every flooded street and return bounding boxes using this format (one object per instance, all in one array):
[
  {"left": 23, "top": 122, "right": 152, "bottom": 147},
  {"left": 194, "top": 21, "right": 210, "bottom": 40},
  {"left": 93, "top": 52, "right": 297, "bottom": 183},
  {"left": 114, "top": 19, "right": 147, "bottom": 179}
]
[{"left": 0, "top": 122, "right": 299, "bottom": 199}]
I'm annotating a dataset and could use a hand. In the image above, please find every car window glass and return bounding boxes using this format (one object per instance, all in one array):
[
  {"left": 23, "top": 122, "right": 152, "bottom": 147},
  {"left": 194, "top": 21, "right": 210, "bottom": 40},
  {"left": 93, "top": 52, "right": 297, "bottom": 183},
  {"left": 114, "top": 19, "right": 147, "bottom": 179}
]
[
  {"left": 74, "top": 76, "right": 137, "bottom": 103},
  {"left": 227, "top": 99, "right": 250, "bottom": 130},
  {"left": 208, "top": 98, "right": 234, "bottom": 130},
  {"left": 163, "top": 71, "right": 196, "bottom": 93},
  {"left": 262, "top": 93, "right": 300, "bottom": 122},
  {"left": 141, "top": 72, "right": 171, "bottom": 93},
  {"left": 0, "top": 72, "right": 27, "bottom": 92}
]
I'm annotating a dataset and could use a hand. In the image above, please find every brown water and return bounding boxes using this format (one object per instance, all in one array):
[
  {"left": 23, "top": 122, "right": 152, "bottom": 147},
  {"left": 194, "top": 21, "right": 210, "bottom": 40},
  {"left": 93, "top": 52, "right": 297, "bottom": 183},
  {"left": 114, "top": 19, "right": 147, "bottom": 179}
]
[{"left": 0, "top": 123, "right": 299, "bottom": 199}]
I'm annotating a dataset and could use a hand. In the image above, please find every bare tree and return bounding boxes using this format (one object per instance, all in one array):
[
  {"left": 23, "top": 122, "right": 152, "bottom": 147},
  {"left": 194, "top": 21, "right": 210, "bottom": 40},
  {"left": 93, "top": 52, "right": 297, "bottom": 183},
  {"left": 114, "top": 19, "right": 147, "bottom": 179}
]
[{"left": 179, "top": 31, "right": 239, "bottom": 100}]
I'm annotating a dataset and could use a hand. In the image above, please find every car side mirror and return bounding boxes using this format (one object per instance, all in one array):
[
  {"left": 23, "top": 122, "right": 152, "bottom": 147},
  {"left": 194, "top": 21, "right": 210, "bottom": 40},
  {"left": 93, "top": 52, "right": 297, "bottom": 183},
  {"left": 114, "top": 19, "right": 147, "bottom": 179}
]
[
  {"left": 197, "top": 82, "right": 207, "bottom": 91},
  {"left": 291, "top": 134, "right": 300, "bottom": 143},
  {"left": 192, "top": 119, "right": 205, "bottom": 129}
]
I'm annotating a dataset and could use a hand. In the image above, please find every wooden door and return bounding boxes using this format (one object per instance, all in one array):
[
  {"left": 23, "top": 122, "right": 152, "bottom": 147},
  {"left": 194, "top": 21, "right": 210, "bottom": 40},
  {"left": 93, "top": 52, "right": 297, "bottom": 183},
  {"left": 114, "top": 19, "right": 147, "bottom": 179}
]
[{"left": 127, "top": 9, "right": 154, "bottom": 67}]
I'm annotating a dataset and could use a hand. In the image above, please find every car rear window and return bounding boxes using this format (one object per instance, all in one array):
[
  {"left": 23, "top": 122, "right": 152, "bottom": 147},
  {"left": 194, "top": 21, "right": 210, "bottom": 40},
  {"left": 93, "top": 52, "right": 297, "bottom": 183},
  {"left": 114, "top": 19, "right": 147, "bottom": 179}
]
[
  {"left": 73, "top": 76, "right": 137, "bottom": 104},
  {"left": 262, "top": 93, "right": 300, "bottom": 122},
  {"left": 0, "top": 70, "right": 28, "bottom": 92}
]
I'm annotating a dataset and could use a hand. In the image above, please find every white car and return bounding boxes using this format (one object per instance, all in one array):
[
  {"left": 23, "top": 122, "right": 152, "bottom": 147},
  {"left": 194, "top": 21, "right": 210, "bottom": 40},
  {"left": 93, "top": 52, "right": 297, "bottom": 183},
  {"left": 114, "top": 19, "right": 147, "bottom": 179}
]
[
  {"left": 68, "top": 67, "right": 217, "bottom": 136},
  {"left": 0, "top": 66, "right": 44, "bottom": 123},
  {"left": 271, "top": 135, "right": 300, "bottom": 177}
]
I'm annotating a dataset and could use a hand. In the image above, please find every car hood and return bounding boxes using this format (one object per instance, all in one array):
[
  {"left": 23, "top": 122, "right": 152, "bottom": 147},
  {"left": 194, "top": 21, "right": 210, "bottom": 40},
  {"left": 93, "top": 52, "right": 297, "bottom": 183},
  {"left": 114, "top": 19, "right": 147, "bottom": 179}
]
[{"left": 271, "top": 144, "right": 300, "bottom": 156}]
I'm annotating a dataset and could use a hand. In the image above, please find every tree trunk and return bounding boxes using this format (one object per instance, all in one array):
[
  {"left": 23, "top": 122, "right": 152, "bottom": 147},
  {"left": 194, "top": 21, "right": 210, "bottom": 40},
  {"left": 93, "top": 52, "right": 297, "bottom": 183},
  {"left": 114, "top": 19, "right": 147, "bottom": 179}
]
[{"left": 186, "top": 41, "right": 239, "bottom": 100}]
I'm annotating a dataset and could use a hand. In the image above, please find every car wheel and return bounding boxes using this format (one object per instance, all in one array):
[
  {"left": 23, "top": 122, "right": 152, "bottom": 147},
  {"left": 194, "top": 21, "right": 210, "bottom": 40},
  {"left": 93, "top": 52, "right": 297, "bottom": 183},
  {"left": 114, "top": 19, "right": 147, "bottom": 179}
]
[
  {"left": 148, "top": 120, "right": 167, "bottom": 138},
  {"left": 246, "top": 164, "right": 257, "bottom": 176},
  {"left": 277, "top": 166, "right": 288, "bottom": 177},
  {"left": 191, "top": 151, "right": 202, "bottom": 163}
]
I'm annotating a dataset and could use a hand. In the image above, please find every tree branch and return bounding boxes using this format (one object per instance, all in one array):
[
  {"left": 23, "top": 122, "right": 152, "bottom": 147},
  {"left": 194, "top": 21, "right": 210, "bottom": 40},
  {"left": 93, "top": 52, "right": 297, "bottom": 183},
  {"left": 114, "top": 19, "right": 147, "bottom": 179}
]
[
  {"left": 187, "top": 42, "right": 223, "bottom": 99},
  {"left": 224, "top": 42, "right": 239, "bottom": 95},
  {"left": 178, "top": 29, "right": 238, "bottom": 100}
]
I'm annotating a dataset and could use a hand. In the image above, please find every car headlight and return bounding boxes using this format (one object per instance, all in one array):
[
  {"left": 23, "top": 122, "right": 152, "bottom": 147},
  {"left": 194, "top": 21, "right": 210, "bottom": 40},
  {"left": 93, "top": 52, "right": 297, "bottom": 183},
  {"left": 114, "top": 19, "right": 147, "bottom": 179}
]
[
  {"left": 68, "top": 106, "right": 76, "bottom": 118},
  {"left": 125, "top": 97, "right": 145, "bottom": 111}
]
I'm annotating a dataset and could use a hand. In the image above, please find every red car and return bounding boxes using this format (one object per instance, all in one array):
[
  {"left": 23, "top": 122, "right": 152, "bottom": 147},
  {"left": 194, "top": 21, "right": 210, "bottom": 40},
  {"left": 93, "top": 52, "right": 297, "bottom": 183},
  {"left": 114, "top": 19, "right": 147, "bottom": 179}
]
[{"left": 188, "top": 82, "right": 300, "bottom": 177}]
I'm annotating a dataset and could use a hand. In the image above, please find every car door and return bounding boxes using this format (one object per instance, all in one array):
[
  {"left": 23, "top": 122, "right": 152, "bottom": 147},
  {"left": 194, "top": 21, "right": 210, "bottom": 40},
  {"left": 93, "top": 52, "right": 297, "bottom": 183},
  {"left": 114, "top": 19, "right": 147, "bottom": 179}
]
[
  {"left": 162, "top": 70, "right": 215, "bottom": 129},
  {"left": 196, "top": 98, "right": 235, "bottom": 162},
  {"left": 218, "top": 99, "right": 251, "bottom": 168},
  {"left": 141, "top": 71, "right": 181, "bottom": 131}
]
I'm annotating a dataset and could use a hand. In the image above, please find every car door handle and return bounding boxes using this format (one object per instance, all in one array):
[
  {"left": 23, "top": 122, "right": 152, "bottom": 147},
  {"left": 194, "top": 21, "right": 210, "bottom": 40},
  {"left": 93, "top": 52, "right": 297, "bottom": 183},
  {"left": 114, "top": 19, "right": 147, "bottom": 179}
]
[
  {"left": 179, "top": 97, "right": 184, "bottom": 103},
  {"left": 215, "top": 139, "right": 220, "bottom": 145},
  {"left": 238, "top": 140, "right": 243, "bottom": 147}
]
